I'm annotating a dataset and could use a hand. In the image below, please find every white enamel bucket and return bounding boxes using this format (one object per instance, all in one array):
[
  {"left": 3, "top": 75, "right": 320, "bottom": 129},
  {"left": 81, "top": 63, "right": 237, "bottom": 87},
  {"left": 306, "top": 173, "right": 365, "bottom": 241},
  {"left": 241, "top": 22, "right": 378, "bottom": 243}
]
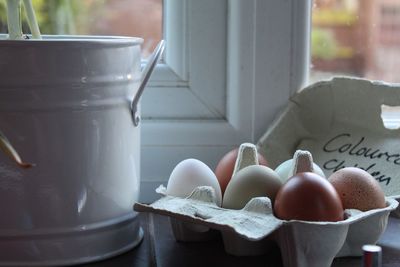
[{"left": 0, "top": 36, "right": 164, "bottom": 266}]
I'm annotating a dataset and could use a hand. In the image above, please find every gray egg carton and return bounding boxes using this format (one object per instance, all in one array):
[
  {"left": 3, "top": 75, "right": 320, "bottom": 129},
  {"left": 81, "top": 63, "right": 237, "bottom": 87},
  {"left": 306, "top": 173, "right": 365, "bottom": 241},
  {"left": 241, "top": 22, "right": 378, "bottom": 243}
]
[{"left": 134, "top": 186, "right": 399, "bottom": 267}]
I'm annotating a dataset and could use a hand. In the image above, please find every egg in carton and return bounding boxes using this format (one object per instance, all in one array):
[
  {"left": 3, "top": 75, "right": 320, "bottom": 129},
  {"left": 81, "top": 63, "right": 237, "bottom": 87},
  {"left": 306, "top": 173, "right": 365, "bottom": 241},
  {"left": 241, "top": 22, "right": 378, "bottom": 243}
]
[
  {"left": 256, "top": 77, "right": 400, "bottom": 216},
  {"left": 134, "top": 143, "right": 399, "bottom": 267}
]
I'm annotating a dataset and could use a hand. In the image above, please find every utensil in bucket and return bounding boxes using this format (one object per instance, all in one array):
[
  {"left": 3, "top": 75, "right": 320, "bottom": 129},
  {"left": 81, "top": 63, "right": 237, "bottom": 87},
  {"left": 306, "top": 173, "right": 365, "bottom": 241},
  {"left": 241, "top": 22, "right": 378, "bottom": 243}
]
[{"left": 0, "top": 36, "right": 164, "bottom": 266}]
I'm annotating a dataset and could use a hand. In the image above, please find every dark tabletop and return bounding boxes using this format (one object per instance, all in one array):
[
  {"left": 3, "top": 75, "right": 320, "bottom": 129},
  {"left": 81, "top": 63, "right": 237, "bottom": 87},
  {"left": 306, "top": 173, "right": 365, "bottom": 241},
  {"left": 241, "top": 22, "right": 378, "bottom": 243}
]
[{"left": 80, "top": 214, "right": 400, "bottom": 267}]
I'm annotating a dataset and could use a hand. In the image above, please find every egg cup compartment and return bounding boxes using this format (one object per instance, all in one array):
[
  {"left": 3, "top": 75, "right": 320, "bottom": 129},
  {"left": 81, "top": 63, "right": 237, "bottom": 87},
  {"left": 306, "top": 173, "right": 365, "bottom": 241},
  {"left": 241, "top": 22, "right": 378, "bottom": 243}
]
[
  {"left": 170, "top": 218, "right": 218, "bottom": 242},
  {"left": 221, "top": 232, "right": 275, "bottom": 256},
  {"left": 336, "top": 206, "right": 391, "bottom": 257},
  {"left": 134, "top": 186, "right": 399, "bottom": 267},
  {"left": 276, "top": 221, "right": 348, "bottom": 267}
]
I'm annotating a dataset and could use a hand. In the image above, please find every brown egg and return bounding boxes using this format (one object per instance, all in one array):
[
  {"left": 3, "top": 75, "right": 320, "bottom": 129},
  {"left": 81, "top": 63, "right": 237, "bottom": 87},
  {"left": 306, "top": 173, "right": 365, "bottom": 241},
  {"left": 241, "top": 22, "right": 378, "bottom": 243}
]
[
  {"left": 328, "top": 167, "right": 386, "bottom": 211},
  {"left": 274, "top": 172, "right": 344, "bottom": 222},
  {"left": 215, "top": 148, "right": 268, "bottom": 194}
]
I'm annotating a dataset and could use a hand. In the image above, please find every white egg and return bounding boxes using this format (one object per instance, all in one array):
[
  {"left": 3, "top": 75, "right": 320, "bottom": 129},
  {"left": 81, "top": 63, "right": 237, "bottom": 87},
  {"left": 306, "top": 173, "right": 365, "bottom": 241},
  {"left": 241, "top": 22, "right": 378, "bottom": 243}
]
[
  {"left": 275, "top": 159, "right": 325, "bottom": 183},
  {"left": 222, "top": 165, "right": 282, "bottom": 209},
  {"left": 166, "top": 158, "right": 222, "bottom": 206}
]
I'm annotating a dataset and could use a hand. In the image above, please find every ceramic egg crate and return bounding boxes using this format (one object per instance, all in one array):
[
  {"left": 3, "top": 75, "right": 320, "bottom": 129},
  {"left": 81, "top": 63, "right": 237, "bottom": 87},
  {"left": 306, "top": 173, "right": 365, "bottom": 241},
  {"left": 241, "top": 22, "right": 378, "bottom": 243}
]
[{"left": 135, "top": 77, "right": 400, "bottom": 267}]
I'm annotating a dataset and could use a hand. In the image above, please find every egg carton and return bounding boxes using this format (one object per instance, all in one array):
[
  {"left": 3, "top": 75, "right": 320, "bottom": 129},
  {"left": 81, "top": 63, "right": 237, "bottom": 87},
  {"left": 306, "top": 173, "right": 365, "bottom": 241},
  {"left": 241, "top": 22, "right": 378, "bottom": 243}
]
[
  {"left": 134, "top": 186, "right": 399, "bottom": 267},
  {"left": 256, "top": 77, "right": 400, "bottom": 216}
]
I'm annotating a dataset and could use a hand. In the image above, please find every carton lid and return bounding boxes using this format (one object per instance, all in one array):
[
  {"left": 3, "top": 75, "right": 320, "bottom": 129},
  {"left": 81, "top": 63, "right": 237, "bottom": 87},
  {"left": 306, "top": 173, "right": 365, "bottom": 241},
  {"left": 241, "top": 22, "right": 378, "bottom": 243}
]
[{"left": 257, "top": 77, "right": 400, "bottom": 199}]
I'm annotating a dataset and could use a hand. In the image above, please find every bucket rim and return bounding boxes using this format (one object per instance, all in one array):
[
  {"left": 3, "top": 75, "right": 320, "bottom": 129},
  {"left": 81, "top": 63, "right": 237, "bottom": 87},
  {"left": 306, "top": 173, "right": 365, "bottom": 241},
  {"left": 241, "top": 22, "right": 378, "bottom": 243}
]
[{"left": 0, "top": 34, "right": 144, "bottom": 47}]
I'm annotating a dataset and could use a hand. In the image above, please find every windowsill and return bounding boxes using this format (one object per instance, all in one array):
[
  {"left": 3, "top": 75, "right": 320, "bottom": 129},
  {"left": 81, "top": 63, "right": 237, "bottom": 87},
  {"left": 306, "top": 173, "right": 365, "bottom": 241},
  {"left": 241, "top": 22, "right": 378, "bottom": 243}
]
[{"left": 80, "top": 213, "right": 400, "bottom": 266}]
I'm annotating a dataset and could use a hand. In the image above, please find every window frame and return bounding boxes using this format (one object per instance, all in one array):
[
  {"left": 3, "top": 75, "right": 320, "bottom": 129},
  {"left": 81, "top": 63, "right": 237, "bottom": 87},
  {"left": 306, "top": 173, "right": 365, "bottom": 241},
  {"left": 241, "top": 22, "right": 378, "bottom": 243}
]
[
  {"left": 140, "top": 0, "right": 312, "bottom": 202},
  {"left": 141, "top": 0, "right": 227, "bottom": 119}
]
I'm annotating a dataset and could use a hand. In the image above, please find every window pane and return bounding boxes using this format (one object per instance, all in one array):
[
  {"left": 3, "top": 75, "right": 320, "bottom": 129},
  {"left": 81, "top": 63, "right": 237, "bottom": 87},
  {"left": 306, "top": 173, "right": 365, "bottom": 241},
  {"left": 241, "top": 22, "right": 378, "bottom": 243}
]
[
  {"left": 0, "top": 0, "right": 163, "bottom": 58},
  {"left": 311, "top": 0, "right": 400, "bottom": 83}
]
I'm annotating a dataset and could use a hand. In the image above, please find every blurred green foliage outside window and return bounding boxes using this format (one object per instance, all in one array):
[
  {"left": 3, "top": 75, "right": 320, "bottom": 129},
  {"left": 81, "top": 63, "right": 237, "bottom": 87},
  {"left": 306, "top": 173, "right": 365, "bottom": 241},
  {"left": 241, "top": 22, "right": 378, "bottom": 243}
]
[
  {"left": 0, "top": 0, "right": 162, "bottom": 57},
  {"left": 0, "top": 0, "right": 102, "bottom": 35}
]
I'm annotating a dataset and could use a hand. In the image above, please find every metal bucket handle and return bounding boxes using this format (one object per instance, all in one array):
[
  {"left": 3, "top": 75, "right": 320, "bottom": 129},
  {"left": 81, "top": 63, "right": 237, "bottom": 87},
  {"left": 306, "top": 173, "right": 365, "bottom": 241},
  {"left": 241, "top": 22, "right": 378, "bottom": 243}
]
[{"left": 131, "top": 40, "right": 165, "bottom": 126}]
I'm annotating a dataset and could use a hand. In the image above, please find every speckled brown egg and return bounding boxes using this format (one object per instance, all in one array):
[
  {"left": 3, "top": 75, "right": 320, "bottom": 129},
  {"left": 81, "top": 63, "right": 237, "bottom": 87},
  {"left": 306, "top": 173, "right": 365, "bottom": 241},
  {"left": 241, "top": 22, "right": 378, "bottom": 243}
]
[{"left": 328, "top": 167, "right": 386, "bottom": 211}]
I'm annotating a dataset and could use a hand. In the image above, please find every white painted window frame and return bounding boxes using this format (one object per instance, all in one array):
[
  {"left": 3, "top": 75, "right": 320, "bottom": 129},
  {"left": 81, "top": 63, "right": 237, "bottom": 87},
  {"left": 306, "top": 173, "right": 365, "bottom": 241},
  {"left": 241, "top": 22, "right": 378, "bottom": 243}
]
[{"left": 140, "top": 0, "right": 312, "bottom": 202}]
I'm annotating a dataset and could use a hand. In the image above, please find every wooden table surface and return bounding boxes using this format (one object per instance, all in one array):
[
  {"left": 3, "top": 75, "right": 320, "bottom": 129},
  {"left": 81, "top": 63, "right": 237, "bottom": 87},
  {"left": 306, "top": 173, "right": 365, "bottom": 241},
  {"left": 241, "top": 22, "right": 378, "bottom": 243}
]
[{"left": 80, "top": 214, "right": 400, "bottom": 267}]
